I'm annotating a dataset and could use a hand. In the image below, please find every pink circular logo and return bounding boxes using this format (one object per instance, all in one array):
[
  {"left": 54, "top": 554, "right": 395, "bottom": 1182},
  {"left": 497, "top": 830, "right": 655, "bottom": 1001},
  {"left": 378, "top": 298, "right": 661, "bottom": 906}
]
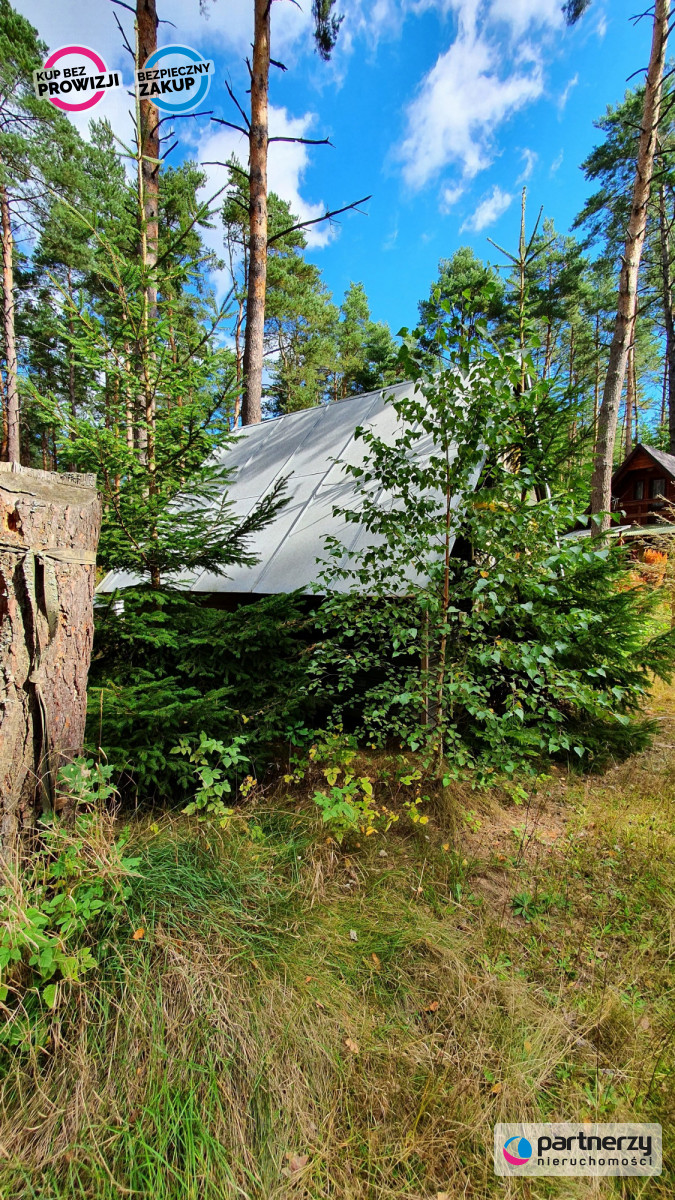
[{"left": 42, "top": 46, "right": 108, "bottom": 112}]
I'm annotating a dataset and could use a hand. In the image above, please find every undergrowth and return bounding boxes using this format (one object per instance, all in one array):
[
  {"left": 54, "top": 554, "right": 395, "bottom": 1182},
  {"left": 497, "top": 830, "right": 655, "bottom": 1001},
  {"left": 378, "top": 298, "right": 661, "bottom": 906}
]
[{"left": 1, "top": 688, "right": 674, "bottom": 1198}]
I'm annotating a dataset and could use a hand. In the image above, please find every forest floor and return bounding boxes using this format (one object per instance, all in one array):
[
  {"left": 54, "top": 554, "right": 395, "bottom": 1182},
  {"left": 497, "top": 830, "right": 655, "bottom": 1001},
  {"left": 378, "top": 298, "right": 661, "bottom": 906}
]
[{"left": 2, "top": 685, "right": 674, "bottom": 1199}]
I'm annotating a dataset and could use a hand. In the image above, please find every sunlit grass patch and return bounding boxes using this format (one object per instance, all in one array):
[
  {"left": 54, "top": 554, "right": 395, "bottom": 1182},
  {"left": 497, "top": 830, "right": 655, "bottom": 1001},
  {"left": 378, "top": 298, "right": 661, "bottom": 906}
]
[{"left": 2, "top": 690, "right": 674, "bottom": 1198}]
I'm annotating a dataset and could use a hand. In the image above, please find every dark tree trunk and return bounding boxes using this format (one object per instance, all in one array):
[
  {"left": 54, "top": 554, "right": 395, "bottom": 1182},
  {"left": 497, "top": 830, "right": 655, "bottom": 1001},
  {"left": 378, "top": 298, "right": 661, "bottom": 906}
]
[
  {"left": 242, "top": 0, "right": 270, "bottom": 426},
  {"left": 0, "top": 464, "right": 101, "bottom": 854}
]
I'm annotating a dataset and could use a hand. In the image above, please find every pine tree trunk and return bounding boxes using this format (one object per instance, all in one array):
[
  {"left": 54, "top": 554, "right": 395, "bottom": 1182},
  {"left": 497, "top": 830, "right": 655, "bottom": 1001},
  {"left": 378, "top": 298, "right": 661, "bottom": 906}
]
[
  {"left": 625, "top": 347, "right": 634, "bottom": 455},
  {"left": 0, "top": 364, "right": 7, "bottom": 461},
  {"left": 136, "top": 0, "right": 159, "bottom": 466},
  {"left": 0, "top": 465, "right": 101, "bottom": 854},
  {"left": 658, "top": 180, "right": 675, "bottom": 453},
  {"left": 632, "top": 346, "right": 639, "bottom": 444},
  {"left": 590, "top": 0, "right": 669, "bottom": 528},
  {"left": 593, "top": 313, "right": 600, "bottom": 434},
  {"left": 67, "top": 268, "right": 77, "bottom": 441},
  {"left": 136, "top": 0, "right": 159, "bottom": 303},
  {"left": 242, "top": 0, "right": 270, "bottom": 426},
  {"left": 1, "top": 181, "right": 19, "bottom": 464}
]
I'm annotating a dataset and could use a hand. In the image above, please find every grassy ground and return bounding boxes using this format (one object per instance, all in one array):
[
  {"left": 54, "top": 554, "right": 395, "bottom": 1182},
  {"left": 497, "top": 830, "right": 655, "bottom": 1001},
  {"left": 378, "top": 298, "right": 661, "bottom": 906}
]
[{"left": 1, "top": 687, "right": 674, "bottom": 1198}]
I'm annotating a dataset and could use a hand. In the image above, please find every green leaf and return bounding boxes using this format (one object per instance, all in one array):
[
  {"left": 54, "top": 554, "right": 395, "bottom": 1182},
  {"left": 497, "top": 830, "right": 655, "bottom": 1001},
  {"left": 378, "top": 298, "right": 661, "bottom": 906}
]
[{"left": 42, "top": 983, "right": 58, "bottom": 1009}]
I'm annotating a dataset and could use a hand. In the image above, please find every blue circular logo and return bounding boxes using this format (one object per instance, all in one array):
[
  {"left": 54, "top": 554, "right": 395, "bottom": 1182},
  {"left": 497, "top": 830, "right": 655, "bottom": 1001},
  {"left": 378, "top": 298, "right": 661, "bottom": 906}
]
[
  {"left": 503, "top": 1135, "right": 532, "bottom": 1166},
  {"left": 138, "top": 45, "right": 213, "bottom": 114}
]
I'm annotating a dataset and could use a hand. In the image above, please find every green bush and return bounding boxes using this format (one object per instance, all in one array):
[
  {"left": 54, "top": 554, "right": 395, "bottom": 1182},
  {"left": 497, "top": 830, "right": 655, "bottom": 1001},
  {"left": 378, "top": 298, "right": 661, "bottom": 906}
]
[
  {"left": 311, "top": 309, "right": 675, "bottom": 778},
  {"left": 87, "top": 590, "right": 314, "bottom": 801},
  {"left": 0, "top": 761, "right": 140, "bottom": 1050}
]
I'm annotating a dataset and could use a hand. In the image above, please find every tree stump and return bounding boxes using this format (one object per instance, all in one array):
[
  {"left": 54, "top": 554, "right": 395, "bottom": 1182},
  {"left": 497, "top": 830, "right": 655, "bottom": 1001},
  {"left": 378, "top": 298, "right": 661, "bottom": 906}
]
[{"left": 0, "top": 463, "right": 101, "bottom": 852}]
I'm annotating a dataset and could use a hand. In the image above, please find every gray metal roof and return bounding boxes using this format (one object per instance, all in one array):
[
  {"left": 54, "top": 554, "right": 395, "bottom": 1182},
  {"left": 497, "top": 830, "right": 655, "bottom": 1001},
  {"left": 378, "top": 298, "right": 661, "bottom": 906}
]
[{"left": 98, "top": 381, "right": 475, "bottom": 596}]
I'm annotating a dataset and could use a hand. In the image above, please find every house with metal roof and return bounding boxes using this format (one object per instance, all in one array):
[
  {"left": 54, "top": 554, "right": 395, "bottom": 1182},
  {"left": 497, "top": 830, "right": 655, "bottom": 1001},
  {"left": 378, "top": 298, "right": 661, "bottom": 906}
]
[{"left": 98, "top": 381, "right": 480, "bottom": 599}]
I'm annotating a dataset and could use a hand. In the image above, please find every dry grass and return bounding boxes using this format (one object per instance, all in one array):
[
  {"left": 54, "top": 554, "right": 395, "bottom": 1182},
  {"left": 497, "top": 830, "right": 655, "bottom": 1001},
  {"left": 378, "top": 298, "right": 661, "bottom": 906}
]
[{"left": 1, "top": 688, "right": 674, "bottom": 1198}]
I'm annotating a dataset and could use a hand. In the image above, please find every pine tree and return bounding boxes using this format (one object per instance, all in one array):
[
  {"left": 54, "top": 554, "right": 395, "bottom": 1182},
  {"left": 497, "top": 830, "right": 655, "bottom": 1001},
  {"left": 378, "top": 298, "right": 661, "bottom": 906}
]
[
  {"left": 0, "top": 0, "right": 74, "bottom": 462},
  {"left": 331, "top": 282, "right": 399, "bottom": 400},
  {"left": 225, "top": 0, "right": 344, "bottom": 424},
  {"left": 588, "top": 0, "right": 670, "bottom": 526},
  {"left": 418, "top": 247, "right": 506, "bottom": 351}
]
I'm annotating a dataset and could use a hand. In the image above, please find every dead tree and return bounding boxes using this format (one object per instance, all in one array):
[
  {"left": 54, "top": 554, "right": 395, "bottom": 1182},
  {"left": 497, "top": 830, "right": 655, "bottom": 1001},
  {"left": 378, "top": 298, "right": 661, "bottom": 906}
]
[{"left": 0, "top": 464, "right": 101, "bottom": 853}]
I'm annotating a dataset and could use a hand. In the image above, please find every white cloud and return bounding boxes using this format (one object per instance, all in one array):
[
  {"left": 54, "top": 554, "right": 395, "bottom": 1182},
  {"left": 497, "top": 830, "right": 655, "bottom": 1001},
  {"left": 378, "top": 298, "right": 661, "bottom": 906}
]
[
  {"left": 550, "top": 149, "right": 564, "bottom": 174},
  {"left": 16, "top": 0, "right": 311, "bottom": 67},
  {"left": 517, "top": 148, "right": 537, "bottom": 183},
  {"left": 488, "top": 0, "right": 562, "bottom": 35},
  {"left": 400, "top": 33, "right": 542, "bottom": 186},
  {"left": 338, "top": 0, "right": 405, "bottom": 55},
  {"left": 196, "top": 0, "right": 313, "bottom": 62},
  {"left": 440, "top": 183, "right": 466, "bottom": 211},
  {"left": 397, "top": 0, "right": 571, "bottom": 198},
  {"left": 460, "top": 184, "right": 513, "bottom": 232},
  {"left": 558, "top": 73, "right": 579, "bottom": 112}
]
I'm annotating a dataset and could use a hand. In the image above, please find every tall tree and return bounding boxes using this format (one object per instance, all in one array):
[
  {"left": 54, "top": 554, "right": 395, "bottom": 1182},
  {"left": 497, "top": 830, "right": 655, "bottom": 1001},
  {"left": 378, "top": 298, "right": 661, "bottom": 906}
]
[
  {"left": 222, "top": 162, "right": 331, "bottom": 417},
  {"left": 657, "top": 176, "right": 675, "bottom": 449},
  {"left": 418, "top": 247, "right": 506, "bottom": 349},
  {"left": 241, "top": 0, "right": 271, "bottom": 426},
  {"left": 235, "top": 0, "right": 343, "bottom": 425},
  {"left": 136, "top": 0, "right": 159, "bottom": 321},
  {"left": 134, "top": 0, "right": 159, "bottom": 471},
  {"left": 573, "top": 84, "right": 675, "bottom": 453},
  {"left": 331, "top": 281, "right": 399, "bottom": 400},
  {"left": 569, "top": 0, "right": 671, "bottom": 527},
  {"left": 0, "top": 1, "right": 63, "bottom": 462}
]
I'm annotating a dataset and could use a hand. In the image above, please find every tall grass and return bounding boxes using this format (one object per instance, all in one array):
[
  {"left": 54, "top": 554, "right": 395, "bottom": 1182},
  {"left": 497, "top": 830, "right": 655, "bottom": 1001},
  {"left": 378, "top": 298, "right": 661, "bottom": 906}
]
[{"left": 1, "top": 698, "right": 674, "bottom": 1199}]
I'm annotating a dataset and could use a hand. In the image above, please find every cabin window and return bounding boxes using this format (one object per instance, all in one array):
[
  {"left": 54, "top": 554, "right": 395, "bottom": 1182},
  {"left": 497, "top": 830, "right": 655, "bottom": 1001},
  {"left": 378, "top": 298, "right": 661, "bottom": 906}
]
[
  {"left": 650, "top": 477, "right": 666, "bottom": 498},
  {"left": 634, "top": 480, "right": 644, "bottom": 500}
]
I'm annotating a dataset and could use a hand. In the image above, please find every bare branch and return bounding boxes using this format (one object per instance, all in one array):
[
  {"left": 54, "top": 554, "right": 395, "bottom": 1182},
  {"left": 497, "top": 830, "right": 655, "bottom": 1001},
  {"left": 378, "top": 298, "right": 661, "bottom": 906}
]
[
  {"left": 201, "top": 159, "right": 249, "bottom": 180},
  {"left": 108, "top": 0, "right": 135, "bottom": 12},
  {"left": 268, "top": 135, "right": 333, "bottom": 147},
  {"left": 267, "top": 195, "right": 372, "bottom": 246},
  {"left": 112, "top": 11, "right": 134, "bottom": 57},
  {"left": 270, "top": 58, "right": 288, "bottom": 71},
  {"left": 486, "top": 238, "right": 517, "bottom": 264},
  {"left": 211, "top": 117, "right": 249, "bottom": 138},
  {"left": 225, "top": 79, "right": 250, "bottom": 129},
  {"left": 525, "top": 205, "right": 545, "bottom": 256},
  {"left": 157, "top": 110, "right": 213, "bottom": 130}
]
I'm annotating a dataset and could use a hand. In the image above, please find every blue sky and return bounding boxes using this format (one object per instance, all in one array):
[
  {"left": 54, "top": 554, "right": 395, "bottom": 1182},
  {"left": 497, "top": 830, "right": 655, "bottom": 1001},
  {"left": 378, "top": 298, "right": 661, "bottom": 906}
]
[{"left": 20, "top": 0, "right": 641, "bottom": 334}]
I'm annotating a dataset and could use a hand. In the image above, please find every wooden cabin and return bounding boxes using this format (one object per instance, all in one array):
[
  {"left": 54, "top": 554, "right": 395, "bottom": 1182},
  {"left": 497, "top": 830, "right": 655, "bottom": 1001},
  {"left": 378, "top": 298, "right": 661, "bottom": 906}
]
[{"left": 611, "top": 444, "right": 675, "bottom": 527}]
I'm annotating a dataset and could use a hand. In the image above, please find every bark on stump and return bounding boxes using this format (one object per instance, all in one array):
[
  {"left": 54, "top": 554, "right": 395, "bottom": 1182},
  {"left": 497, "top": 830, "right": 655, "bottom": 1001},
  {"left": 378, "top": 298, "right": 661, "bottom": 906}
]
[{"left": 0, "top": 463, "right": 101, "bottom": 852}]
